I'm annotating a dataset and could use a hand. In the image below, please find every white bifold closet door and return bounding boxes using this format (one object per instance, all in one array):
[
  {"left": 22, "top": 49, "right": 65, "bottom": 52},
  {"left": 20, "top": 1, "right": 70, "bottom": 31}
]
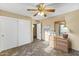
[
  {"left": 0, "top": 16, "right": 32, "bottom": 52},
  {"left": 0, "top": 16, "right": 18, "bottom": 52},
  {"left": 18, "top": 19, "right": 32, "bottom": 46}
]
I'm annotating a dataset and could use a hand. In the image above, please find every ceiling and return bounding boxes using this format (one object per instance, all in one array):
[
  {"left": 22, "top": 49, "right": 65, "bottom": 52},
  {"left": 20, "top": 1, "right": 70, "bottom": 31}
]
[{"left": 0, "top": 3, "right": 79, "bottom": 20}]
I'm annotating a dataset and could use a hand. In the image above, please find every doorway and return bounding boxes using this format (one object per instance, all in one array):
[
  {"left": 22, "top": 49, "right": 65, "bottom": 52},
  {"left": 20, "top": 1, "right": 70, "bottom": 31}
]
[
  {"left": 33, "top": 24, "right": 37, "bottom": 41},
  {"left": 33, "top": 23, "right": 42, "bottom": 41}
]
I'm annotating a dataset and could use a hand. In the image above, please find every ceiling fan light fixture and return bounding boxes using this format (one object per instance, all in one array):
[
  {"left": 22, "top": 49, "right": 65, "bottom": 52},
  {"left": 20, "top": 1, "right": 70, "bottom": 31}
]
[
  {"left": 27, "top": 3, "right": 55, "bottom": 17},
  {"left": 38, "top": 12, "right": 44, "bottom": 16}
]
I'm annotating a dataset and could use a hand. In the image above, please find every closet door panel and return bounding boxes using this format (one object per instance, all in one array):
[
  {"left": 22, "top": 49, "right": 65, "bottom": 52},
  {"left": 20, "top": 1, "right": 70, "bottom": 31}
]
[
  {"left": 0, "top": 16, "right": 18, "bottom": 51},
  {"left": 18, "top": 19, "right": 32, "bottom": 46},
  {"left": 3, "top": 18, "right": 18, "bottom": 50}
]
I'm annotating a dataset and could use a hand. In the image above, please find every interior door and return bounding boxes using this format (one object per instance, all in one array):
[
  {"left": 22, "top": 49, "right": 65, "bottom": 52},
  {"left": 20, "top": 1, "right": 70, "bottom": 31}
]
[
  {"left": 0, "top": 16, "right": 18, "bottom": 51},
  {"left": 37, "top": 23, "right": 42, "bottom": 40},
  {"left": 18, "top": 19, "right": 32, "bottom": 46}
]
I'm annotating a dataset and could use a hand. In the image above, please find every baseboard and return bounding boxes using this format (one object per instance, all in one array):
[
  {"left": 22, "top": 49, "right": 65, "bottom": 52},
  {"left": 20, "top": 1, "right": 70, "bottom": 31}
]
[{"left": 71, "top": 49, "right": 79, "bottom": 52}]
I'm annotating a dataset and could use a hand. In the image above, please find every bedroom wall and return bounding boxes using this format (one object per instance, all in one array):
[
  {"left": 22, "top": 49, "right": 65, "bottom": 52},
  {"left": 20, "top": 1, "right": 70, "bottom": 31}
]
[{"left": 65, "top": 10, "right": 79, "bottom": 51}]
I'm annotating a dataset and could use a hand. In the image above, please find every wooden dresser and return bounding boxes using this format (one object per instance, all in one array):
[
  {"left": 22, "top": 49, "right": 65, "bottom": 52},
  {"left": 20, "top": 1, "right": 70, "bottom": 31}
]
[{"left": 54, "top": 36, "right": 69, "bottom": 52}]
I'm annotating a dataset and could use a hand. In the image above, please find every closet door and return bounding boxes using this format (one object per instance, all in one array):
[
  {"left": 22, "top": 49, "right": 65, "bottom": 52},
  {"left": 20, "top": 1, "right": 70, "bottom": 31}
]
[
  {"left": 0, "top": 16, "right": 18, "bottom": 51},
  {"left": 18, "top": 19, "right": 32, "bottom": 46}
]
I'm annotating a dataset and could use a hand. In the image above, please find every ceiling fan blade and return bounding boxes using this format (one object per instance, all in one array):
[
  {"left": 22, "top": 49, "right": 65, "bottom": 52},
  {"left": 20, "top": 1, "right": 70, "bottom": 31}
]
[
  {"left": 33, "top": 12, "right": 38, "bottom": 16},
  {"left": 45, "top": 9, "right": 55, "bottom": 12},
  {"left": 27, "top": 9, "right": 37, "bottom": 11}
]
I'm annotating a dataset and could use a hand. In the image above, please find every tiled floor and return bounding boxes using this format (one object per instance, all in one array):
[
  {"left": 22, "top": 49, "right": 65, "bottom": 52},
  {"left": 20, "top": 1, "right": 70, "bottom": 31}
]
[{"left": 0, "top": 39, "right": 79, "bottom": 56}]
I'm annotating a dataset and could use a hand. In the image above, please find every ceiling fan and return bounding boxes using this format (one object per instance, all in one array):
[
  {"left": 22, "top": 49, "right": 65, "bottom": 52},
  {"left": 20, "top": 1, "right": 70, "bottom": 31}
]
[{"left": 27, "top": 3, "right": 55, "bottom": 17}]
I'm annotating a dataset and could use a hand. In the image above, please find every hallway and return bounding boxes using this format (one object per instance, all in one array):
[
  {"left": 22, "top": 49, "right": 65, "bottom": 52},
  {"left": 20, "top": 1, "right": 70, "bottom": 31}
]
[{"left": 0, "top": 39, "right": 79, "bottom": 56}]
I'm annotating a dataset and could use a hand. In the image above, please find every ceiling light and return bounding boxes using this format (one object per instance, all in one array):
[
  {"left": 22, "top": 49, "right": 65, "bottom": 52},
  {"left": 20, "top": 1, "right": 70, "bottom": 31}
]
[{"left": 38, "top": 12, "right": 44, "bottom": 16}]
